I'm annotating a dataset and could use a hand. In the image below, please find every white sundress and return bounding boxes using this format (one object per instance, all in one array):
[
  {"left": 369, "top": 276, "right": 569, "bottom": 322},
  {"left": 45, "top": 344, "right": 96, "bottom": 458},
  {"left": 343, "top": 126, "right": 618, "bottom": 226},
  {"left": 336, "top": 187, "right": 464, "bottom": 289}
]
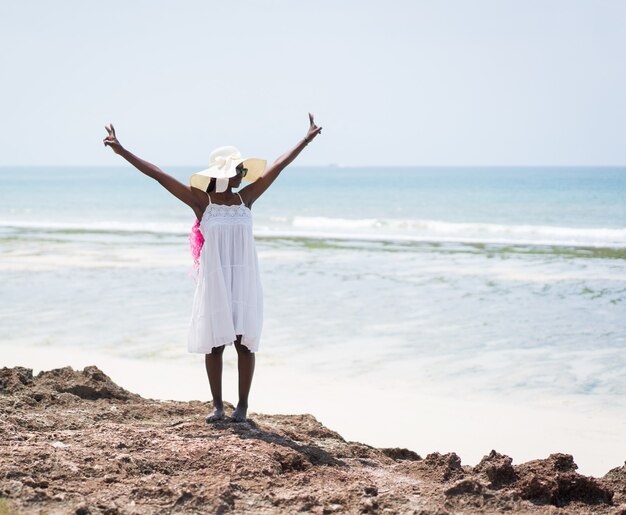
[{"left": 187, "top": 191, "right": 263, "bottom": 353}]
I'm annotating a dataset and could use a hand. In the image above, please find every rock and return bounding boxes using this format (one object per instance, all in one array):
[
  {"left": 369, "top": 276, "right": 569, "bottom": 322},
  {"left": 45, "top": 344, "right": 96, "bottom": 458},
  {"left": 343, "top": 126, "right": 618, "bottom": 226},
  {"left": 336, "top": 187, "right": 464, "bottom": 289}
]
[
  {"left": 422, "top": 451, "right": 465, "bottom": 482},
  {"left": 444, "top": 477, "right": 488, "bottom": 496},
  {"left": 2, "top": 479, "right": 24, "bottom": 497},
  {"left": 74, "top": 503, "right": 90, "bottom": 514},
  {"left": 0, "top": 365, "right": 623, "bottom": 514},
  {"left": 34, "top": 365, "right": 140, "bottom": 401},
  {"left": 605, "top": 462, "right": 626, "bottom": 480},
  {"left": 515, "top": 455, "right": 614, "bottom": 507},
  {"left": 0, "top": 366, "right": 34, "bottom": 393},
  {"left": 473, "top": 449, "right": 517, "bottom": 487},
  {"left": 378, "top": 447, "right": 422, "bottom": 461}
]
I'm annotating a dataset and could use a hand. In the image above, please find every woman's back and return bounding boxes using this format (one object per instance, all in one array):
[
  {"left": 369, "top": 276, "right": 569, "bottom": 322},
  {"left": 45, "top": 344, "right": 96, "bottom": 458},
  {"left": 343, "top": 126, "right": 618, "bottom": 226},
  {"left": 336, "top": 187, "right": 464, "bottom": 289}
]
[{"left": 188, "top": 191, "right": 263, "bottom": 354}]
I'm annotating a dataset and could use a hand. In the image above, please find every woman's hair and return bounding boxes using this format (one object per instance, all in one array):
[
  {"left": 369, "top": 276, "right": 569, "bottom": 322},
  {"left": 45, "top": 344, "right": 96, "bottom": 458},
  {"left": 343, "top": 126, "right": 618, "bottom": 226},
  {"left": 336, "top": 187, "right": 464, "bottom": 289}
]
[{"left": 206, "top": 178, "right": 216, "bottom": 193}]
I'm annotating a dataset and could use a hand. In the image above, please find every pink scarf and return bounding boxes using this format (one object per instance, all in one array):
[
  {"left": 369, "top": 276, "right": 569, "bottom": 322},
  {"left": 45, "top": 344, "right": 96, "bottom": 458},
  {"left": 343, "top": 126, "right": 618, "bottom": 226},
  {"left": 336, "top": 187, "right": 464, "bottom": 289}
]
[{"left": 189, "top": 218, "right": 204, "bottom": 279}]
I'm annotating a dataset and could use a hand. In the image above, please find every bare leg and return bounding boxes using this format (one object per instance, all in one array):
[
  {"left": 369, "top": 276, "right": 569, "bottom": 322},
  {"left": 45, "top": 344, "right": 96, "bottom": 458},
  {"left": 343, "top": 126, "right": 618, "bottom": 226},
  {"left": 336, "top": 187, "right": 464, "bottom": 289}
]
[
  {"left": 204, "top": 345, "right": 226, "bottom": 422},
  {"left": 232, "top": 335, "right": 255, "bottom": 422}
]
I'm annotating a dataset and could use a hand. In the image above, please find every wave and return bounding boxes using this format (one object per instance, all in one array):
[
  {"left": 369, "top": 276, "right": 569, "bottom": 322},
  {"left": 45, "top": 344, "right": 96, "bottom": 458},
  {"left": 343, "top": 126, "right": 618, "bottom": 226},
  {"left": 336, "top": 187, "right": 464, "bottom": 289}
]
[
  {"left": 281, "top": 216, "right": 626, "bottom": 248},
  {"left": 1, "top": 217, "right": 625, "bottom": 249},
  {"left": 0, "top": 219, "right": 186, "bottom": 235}
]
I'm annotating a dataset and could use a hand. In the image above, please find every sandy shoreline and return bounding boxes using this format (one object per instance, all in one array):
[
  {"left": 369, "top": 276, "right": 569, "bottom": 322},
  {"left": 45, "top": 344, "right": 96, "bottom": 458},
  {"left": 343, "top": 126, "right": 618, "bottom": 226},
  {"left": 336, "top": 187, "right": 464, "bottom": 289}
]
[{"left": 2, "top": 344, "right": 624, "bottom": 479}]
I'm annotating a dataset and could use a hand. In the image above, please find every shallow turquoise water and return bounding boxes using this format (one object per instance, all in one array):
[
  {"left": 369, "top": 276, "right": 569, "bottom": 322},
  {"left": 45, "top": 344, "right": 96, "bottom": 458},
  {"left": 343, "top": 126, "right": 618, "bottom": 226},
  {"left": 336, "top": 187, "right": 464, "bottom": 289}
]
[{"left": 0, "top": 166, "right": 625, "bottom": 410}]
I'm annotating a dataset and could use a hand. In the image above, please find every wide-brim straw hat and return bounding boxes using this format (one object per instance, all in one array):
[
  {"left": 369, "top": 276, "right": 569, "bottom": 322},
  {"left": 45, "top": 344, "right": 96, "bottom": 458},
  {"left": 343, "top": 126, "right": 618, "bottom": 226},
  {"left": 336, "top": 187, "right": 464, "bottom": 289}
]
[{"left": 190, "top": 145, "right": 267, "bottom": 193}]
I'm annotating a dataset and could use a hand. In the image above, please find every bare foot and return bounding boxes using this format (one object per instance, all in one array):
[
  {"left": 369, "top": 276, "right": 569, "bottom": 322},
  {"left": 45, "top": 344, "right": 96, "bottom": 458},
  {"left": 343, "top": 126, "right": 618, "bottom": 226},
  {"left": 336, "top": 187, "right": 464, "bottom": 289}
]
[
  {"left": 205, "top": 407, "right": 225, "bottom": 423},
  {"left": 230, "top": 404, "right": 248, "bottom": 422}
]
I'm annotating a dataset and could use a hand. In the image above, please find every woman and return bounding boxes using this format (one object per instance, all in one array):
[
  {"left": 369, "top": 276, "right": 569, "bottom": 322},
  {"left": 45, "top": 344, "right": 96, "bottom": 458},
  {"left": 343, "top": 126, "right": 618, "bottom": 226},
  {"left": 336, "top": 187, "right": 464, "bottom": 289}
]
[{"left": 103, "top": 113, "right": 322, "bottom": 423}]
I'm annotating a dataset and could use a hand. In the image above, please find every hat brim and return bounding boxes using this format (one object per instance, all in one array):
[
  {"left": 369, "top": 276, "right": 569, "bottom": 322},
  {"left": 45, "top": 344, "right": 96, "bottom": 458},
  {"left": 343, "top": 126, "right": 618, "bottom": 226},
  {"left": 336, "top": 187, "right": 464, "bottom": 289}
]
[{"left": 190, "top": 157, "right": 267, "bottom": 191}]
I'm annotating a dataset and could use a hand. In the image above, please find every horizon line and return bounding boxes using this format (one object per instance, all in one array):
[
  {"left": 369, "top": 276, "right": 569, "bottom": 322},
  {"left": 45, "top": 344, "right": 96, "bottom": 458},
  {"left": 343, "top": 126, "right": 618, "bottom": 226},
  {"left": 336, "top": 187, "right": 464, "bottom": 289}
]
[{"left": 1, "top": 164, "right": 626, "bottom": 169}]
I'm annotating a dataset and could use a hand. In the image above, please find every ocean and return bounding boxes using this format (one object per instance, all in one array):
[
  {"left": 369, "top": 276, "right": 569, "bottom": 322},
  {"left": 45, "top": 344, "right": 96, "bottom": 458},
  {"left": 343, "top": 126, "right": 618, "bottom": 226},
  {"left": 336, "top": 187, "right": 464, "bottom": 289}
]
[{"left": 1, "top": 165, "right": 625, "bottom": 473}]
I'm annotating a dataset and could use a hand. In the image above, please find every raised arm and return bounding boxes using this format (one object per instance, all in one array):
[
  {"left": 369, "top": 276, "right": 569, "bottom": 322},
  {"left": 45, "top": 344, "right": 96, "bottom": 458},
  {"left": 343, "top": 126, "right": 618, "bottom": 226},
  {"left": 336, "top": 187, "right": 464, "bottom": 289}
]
[
  {"left": 241, "top": 112, "right": 322, "bottom": 206},
  {"left": 102, "top": 124, "right": 200, "bottom": 213}
]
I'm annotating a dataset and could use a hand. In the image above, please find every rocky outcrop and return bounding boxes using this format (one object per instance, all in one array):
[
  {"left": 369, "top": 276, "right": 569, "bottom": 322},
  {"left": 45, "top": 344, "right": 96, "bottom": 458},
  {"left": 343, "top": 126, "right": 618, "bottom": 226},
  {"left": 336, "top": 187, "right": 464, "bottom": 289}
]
[{"left": 0, "top": 365, "right": 624, "bottom": 514}]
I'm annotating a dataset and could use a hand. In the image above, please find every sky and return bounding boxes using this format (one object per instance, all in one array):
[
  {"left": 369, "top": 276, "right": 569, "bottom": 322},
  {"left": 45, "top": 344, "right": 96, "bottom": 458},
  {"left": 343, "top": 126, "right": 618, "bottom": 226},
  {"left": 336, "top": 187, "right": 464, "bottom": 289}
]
[{"left": 1, "top": 0, "right": 625, "bottom": 167}]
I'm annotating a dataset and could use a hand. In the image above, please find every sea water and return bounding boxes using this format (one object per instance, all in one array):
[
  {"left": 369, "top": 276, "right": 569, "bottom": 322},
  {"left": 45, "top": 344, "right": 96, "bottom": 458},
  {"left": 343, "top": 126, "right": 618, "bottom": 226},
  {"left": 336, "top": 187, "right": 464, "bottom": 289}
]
[{"left": 1, "top": 165, "right": 625, "bottom": 416}]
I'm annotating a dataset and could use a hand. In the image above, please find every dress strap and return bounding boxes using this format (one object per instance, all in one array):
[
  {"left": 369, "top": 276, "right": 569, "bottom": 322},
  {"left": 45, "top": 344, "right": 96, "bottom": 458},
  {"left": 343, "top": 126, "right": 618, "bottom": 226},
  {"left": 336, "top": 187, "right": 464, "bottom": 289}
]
[
  {"left": 206, "top": 192, "right": 212, "bottom": 205},
  {"left": 236, "top": 192, "right": 244, "bottom": 206}
]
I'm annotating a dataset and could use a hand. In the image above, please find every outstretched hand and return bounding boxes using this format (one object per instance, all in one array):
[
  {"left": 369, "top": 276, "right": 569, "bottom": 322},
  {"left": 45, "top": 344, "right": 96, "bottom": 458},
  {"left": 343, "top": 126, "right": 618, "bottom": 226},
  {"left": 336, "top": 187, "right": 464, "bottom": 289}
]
[
  {"left": 103, "top": 124, "right": 124, "bottom": 155},
  {"left": 305, "top": 112, "right": 322, "bottom": 143}
]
